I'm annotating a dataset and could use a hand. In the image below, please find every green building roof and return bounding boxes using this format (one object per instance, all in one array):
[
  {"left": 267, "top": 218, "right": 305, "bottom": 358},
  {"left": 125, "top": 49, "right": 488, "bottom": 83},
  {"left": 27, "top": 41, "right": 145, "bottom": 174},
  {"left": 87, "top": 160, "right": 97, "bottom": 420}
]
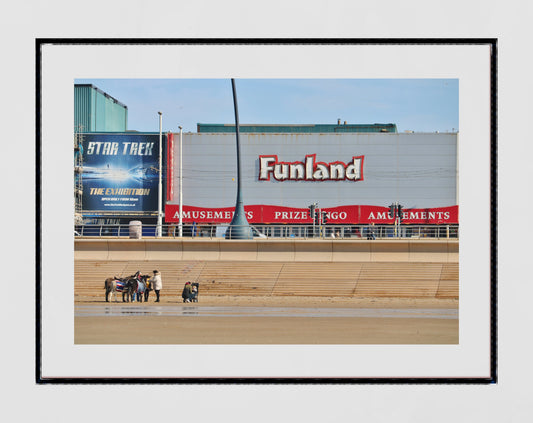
[
  {"left": 197, "top": 122, "right": 397, "bottom": 133},
  {"left": 75, "top": 84, "right": 128, "bottom": 132}
]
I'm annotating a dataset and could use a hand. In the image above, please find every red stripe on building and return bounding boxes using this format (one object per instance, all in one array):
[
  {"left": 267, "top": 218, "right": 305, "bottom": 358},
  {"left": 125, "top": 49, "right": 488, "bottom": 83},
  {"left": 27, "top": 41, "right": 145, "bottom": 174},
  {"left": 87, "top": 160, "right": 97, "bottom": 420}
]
[{"left": 165, "top": 204, "right": 458, "bottom": 225}]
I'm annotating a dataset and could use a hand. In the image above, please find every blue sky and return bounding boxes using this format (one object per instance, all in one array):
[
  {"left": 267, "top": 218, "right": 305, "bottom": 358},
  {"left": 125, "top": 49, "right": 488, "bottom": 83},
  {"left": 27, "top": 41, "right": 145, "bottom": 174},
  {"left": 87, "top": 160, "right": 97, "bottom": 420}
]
[{"left": 74, "top": 79, "right": 458, "bottom": 134}]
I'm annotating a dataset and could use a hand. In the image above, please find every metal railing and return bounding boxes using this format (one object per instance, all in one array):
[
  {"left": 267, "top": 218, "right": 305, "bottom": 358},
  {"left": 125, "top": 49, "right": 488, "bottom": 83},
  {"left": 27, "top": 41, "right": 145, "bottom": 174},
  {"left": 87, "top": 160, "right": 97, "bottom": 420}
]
[{"left": 75, "top": 223, "right": 459, "bottom": 240}]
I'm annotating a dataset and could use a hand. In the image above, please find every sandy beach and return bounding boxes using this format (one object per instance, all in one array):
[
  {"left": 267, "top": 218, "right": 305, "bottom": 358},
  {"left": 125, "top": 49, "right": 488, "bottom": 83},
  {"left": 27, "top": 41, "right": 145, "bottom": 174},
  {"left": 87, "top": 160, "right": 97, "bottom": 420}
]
[{"left": 75, "top": 295, "right": 458, "bottom": 344}]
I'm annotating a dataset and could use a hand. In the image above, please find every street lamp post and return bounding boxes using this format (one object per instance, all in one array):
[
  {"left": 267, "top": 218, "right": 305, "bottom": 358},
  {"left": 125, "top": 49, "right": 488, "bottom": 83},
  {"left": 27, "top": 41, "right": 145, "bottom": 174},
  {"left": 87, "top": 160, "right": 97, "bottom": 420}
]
[
  {"left": 226, "top": 78, "right": 252, "bottom": 239},
  {"left": 178, "top": 125, "right": 183, "bottom": 238},
  {"left": 157, "top": 111, "right": 163, "bottom": 237}
]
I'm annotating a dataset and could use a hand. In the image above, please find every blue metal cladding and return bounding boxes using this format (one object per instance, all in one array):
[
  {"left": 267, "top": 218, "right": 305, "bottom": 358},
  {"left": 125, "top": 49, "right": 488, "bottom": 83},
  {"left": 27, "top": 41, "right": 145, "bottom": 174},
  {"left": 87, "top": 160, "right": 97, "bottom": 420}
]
[
  {"left": 74, "top": 84, "right": 128, "bottom": 132},
  {"left": 197, "top": 123, "right": 398, "bottom": 133}
]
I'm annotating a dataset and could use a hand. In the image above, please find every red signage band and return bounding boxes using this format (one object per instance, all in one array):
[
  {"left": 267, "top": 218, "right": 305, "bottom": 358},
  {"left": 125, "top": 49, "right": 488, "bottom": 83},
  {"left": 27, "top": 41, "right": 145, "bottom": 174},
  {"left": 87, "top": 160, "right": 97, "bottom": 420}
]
[{"left": 165, "top": 204, "right": 458, "bottom": 225}]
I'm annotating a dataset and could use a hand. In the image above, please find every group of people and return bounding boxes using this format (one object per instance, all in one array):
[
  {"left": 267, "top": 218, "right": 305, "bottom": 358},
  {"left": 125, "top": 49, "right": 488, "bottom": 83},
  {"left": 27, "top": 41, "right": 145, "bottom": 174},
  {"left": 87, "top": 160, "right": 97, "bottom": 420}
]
[
  {"left": 129, "top": 270, "right": 162, "bottom": 302},
  {"left": 126, "top": 270, "right": 198, "bottom": 303}
]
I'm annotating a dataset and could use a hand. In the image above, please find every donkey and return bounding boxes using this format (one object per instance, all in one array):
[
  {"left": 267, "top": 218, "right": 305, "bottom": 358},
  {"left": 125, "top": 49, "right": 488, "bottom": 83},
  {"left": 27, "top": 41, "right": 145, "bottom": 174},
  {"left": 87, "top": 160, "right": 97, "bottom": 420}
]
[
  {"left": 123, "top": 272, "right": 150, "bottom": 302},
  {"left": 104, "top": 276, "right": 129, "bottom": 302},
  {"left": 104, "top": 271, "right": 143, "bottom": 302}
]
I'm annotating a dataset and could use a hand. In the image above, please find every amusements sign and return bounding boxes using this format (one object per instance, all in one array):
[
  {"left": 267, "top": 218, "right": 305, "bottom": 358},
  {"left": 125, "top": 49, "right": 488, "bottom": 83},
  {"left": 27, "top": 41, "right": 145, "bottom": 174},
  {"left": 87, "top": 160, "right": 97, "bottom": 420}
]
[
  {"left": 165, "top": 204, "right": 459, "bottom": 225},
  {"left": 80, "top": 133, "right": 163, "bottom": 213}
]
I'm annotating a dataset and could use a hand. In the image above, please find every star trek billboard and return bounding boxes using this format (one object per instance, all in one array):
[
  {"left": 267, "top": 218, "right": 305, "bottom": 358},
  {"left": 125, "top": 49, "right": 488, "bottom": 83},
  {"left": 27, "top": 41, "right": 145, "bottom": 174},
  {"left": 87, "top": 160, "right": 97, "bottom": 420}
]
[{"left": 80, "top": 133, "right": 164, "bottom": 213}]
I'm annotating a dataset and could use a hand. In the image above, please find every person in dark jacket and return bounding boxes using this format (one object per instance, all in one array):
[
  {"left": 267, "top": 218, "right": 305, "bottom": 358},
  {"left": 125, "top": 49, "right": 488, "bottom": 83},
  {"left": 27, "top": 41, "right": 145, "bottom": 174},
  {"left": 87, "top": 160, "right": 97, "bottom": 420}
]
[{"left": 182, "top": 281, "right": 193, "bottom": 303}]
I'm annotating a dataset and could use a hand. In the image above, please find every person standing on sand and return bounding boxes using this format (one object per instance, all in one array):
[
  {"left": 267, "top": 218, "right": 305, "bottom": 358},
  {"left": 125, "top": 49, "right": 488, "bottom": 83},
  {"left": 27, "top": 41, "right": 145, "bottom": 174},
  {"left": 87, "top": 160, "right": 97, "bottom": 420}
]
[{"left": 150, "top": 270, "right": 162, "bottom": 302}]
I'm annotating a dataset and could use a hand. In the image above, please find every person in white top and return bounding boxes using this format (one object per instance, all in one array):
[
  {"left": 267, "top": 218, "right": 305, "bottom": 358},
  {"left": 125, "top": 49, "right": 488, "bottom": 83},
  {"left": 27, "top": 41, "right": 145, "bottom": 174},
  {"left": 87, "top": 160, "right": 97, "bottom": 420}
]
[{"left": 150, "top": 270, "right": 163, "bottom": 302}]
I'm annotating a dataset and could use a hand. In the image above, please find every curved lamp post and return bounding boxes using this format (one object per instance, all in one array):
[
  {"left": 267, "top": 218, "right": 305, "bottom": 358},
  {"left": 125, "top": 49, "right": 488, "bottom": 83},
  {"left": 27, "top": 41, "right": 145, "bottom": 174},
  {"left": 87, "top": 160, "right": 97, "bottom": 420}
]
[
  {"left": 156, "top": 111, "right": 163, "bottom": 237},
  {"left": 226, "top": 79, "right": 252, "bottom": 239},
  {"left": 178, "top": 125, "right": 183, "bottom": 238}
]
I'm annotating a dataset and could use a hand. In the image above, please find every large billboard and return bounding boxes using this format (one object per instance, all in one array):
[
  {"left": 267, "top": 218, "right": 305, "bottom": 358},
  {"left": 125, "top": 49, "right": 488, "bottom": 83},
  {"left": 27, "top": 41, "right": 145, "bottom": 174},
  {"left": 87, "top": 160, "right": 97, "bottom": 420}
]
[
  {"left": 167, "top": 132, "right": 458, "bottom": 222},
  {"left": 80, "top": 133, "right": 163, "bottom": 213}
]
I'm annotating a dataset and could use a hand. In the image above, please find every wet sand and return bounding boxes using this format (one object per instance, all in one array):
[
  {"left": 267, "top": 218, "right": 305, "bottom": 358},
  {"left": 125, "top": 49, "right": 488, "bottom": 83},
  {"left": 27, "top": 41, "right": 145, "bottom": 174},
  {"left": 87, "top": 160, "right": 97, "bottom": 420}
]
[
  {"left": 75, "top": 294, "right": 458, "bottom": 309},
  {"left": 74, "top": 295, "right": 458, "bottom": 344}
]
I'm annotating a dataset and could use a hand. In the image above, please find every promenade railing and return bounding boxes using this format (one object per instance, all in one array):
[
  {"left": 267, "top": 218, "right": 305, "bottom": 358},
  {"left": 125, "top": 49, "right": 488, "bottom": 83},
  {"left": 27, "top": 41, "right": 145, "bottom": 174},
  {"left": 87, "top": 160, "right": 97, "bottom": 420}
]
[{"left": 75, "top": 223, "right": 459, "bottom": 240}]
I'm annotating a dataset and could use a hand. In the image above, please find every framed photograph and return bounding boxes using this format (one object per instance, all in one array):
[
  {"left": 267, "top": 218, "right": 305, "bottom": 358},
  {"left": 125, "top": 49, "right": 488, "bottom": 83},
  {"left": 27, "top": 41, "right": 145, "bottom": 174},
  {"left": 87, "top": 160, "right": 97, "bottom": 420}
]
[{"left": 37, "top": 39, "right": 496, "bottom": 382}]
